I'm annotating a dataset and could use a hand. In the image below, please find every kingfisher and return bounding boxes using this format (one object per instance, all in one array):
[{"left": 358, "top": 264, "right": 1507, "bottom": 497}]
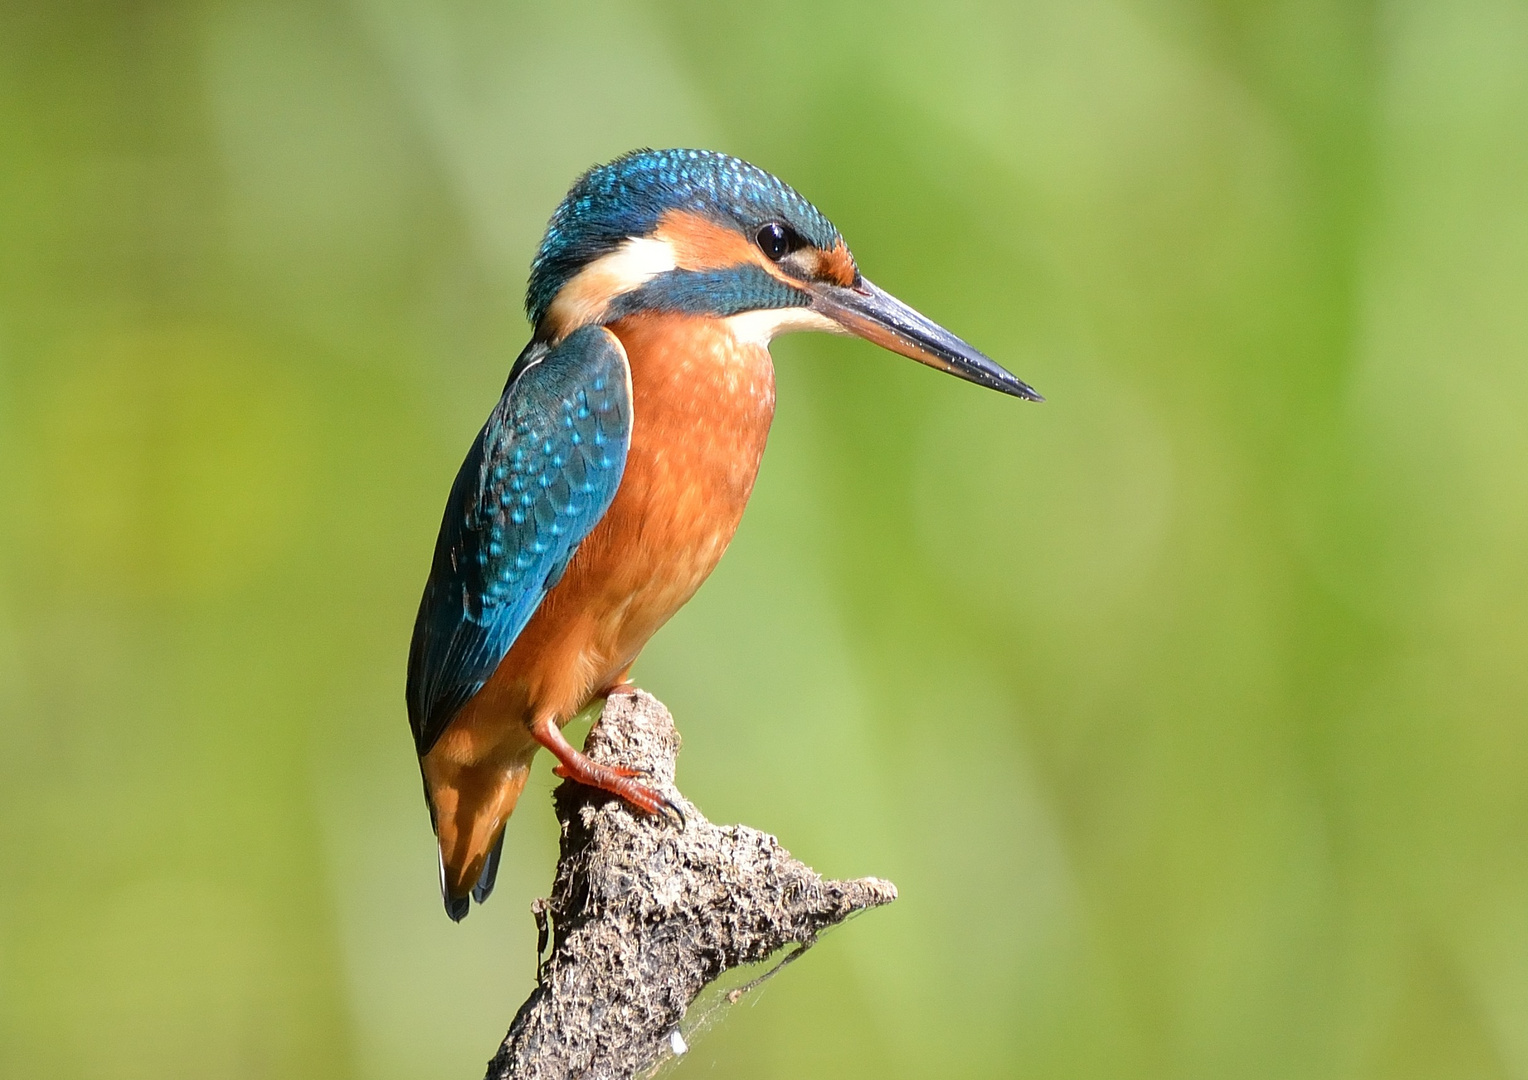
[{"left": 408, "top": 149, "right": 1040, "bottom": 920}]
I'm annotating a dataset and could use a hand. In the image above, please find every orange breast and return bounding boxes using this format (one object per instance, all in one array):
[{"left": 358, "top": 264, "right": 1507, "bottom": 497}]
[{"left": 432, "top": 311, "right": 777, "bottom": 768}]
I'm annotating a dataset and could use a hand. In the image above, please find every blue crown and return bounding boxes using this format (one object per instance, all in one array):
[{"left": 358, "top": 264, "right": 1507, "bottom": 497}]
[{"left": 527, "top": 149, "right": 841, "bottom": 328}]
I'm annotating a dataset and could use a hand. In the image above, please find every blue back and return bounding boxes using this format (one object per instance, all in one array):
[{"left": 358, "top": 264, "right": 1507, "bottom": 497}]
[
  {"left": 406, "top": 325, "right": 631, "bottom": 755},
  {"left": 527, "top": 149, "right": 842, "bottom": 329}
]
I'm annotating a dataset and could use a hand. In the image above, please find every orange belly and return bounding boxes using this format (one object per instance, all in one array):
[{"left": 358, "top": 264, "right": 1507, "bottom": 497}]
[{"left": 423, "top": 312, "right": 776, "bottom": 889}]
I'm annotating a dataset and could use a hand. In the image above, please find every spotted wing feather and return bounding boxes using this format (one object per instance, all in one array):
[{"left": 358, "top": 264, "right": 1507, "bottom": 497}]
[{"left": 407, "top": 325, "right": 631, "bottom": 755}]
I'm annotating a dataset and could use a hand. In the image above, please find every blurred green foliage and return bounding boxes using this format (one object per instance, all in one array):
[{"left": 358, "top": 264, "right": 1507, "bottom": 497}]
[{"left": 3, "top": 1, "right": 1528, "bottom": 1077}]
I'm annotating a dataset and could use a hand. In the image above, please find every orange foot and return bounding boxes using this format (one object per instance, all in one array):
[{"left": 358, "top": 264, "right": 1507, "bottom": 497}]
[{"left": 530, "top": 714, "right": 684, "bottom": 827}]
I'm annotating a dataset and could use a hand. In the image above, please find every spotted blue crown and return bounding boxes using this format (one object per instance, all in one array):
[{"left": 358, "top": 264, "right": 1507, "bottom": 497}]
[{"left": 526, "top": 149, "right": 842, "bottom": 328}]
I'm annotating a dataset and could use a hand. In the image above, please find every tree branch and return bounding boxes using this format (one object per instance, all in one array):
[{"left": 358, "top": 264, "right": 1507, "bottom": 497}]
[{"left": 486, "top": 691, "right": 897, "bottom": 1080}]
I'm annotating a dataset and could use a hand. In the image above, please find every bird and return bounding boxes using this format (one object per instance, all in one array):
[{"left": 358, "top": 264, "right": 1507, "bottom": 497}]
[{"left": 407, "top": 148, "right": 1040, "bottom": 921}]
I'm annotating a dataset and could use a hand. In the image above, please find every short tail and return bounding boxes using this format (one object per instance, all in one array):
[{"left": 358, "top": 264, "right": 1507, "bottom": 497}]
[
  {"left": 427, "top": 759, "right": 531, "bottom": 922},
  {"left": 437, "top": 827, "right": 505, "bottom": 922}
]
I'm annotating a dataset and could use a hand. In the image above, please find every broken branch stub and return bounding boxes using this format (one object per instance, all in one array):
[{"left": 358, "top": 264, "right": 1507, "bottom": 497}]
[{"left": 486, "top": 691, "right": 896, "bottom": 1080}]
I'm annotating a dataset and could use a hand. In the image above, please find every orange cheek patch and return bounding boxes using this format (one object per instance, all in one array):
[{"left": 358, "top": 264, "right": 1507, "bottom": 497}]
[
  {"left": 655, "top": 210, "right": 760, "bottom": 272},
  {"left": 654, "top": 209, "right": 856, "bottom": 291},
  {"left": 816, "top": 240, "right": 857, "bottom": 287},
  {"left": 544, "top": 262, "right": 628, "bottom": 340}
]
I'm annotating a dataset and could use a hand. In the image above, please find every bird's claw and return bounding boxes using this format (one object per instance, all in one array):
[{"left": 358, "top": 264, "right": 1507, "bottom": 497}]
[
  {"left": 621, "top": 781, "right": 685, "bottom": 830},
  {"left": 553, "top": 761, "right": 682, "bottom": 829},
  {"left": 658, "top": 796, "right": 686, "bottom": 830}
]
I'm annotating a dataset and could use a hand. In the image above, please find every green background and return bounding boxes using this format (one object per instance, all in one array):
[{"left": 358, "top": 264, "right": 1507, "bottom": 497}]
[{"left": 4, "top": 1, "right": 1527, "bottom": 1077}]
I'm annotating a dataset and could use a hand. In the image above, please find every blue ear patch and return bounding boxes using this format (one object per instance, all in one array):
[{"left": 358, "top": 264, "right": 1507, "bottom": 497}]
[
  {"left": 406, "top": 325, "right": 632, "bottom": 755},
  {"left": 605, "top": 264, "right": 810, "bottom": 321}
]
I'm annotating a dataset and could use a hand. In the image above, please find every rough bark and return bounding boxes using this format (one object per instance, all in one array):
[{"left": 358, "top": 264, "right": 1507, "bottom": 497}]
[{"left": 486, "top": 690, "right": 896, "bottom": 1080}]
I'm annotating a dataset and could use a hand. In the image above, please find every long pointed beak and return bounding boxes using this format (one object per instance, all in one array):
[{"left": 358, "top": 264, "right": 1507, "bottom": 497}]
[{"left": 808, "top": 276, "right": 1042, "bottom": 401}]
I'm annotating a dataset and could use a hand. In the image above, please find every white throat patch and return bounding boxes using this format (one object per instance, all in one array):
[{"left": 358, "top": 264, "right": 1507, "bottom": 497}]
[{"left": 722, "top": 307, "right": 845, "bottom": 347}]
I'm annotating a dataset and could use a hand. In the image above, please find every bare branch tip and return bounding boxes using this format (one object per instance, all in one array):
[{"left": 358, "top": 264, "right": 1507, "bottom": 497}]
[{"left": 488, "top": 691, "right": 895, "bottom": 1080}]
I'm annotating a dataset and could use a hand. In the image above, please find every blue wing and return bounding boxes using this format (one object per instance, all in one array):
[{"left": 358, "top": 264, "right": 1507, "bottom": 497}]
[{"left": 406, "top": 324, "right": 632, "bottom": 755}]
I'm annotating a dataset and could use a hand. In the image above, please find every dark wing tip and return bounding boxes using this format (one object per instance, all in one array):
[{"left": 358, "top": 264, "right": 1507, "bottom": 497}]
[{"left": 471, "top": 830, "right": 507, "bottom": 904}]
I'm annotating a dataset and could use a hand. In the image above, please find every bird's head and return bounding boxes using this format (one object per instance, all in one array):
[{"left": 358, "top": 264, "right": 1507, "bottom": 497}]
[{"left": 527, "top": 148, "right": 1041, "bottom": 401}]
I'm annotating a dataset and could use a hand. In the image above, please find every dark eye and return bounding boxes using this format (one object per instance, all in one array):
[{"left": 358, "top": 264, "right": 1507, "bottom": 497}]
[{"left": 756, "top": 222, "right": 790, "bottom": 261}]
